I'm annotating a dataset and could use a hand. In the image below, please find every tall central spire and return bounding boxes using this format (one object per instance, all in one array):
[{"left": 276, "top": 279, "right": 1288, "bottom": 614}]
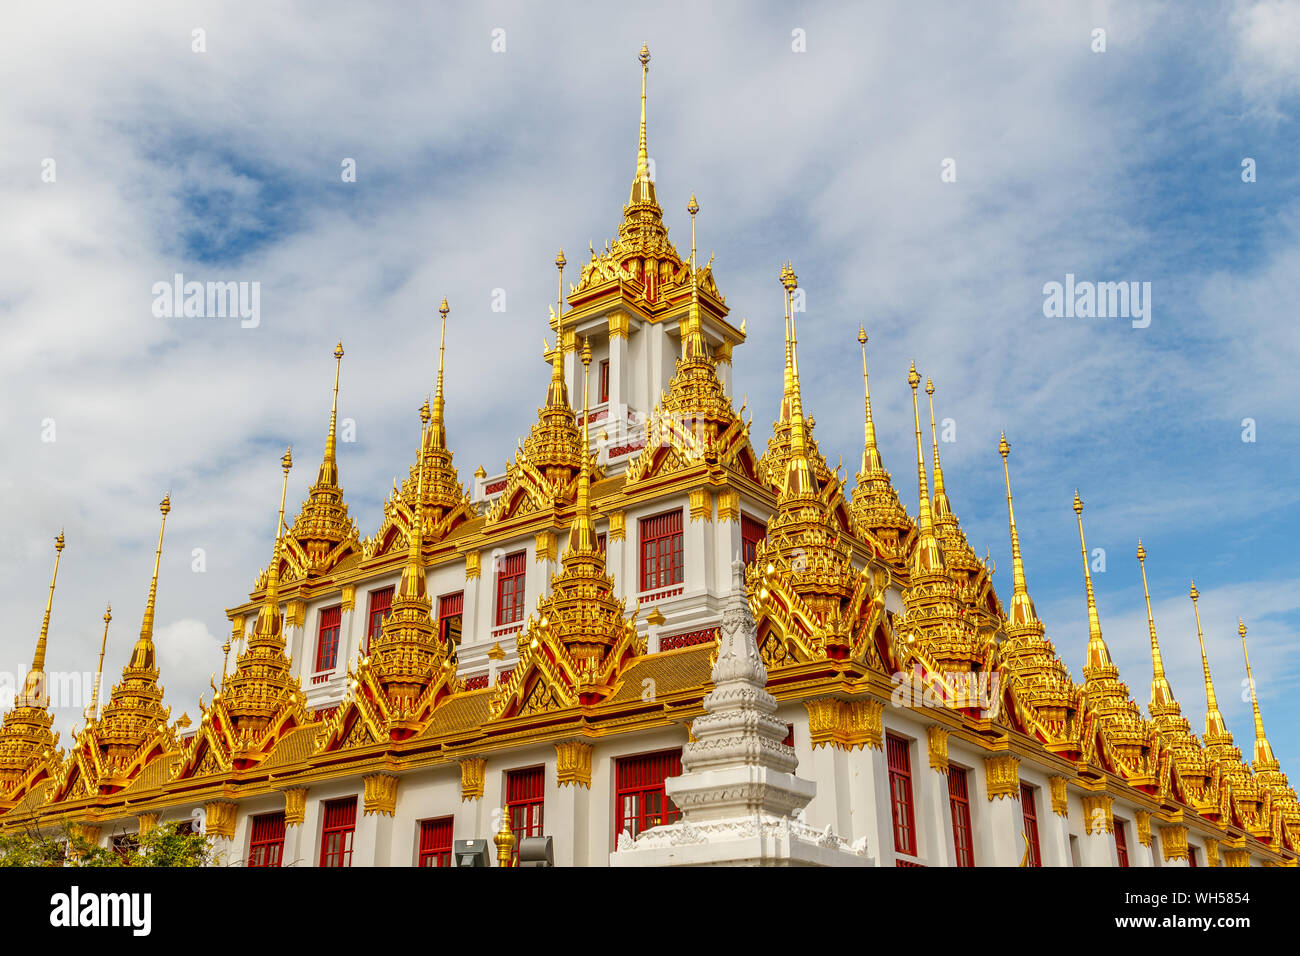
[
  {"left": 630, "top": 43, "right": 655, "bottom": 207},
  {"left": 86, "top": 604, "right": 112, "bottom": 721},
  {"left": 254, "top": 448, "right": 293, "bottom": 650},
  {"left": 860, "top": 329, "right": 882, "bottom": 475},
  {"left": 569, "top": 339, "right": 599, "bottom": 555},
  {"left": 781, "top": 264, "right": 812, "bottom": 498},
  {"left": 1136, "top": 541, "right": 1177, "bottom": 716},
  {"left": 1239, "top": 620, "right": 1278, "bottom": 771},
  {"left": 319, "top": 342, "right": 344, "bottom": 487},
  {"left": 130, "top": 494, "right": 170, "bottom": 670}
]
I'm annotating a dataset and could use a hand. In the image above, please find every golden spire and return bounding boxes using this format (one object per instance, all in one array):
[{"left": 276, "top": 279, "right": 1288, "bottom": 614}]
[
  {"left": 779, "top": 262, "right": 797, "bottom": 427},
  {"left": 252, "top": 448, "right": 293, "bottom": 647},
  {"left": 1136, "top": 541, "right": 1177, "bottom": 715},
  {"left": 399, "top": 402, "right": 428, "bottom": 602},
  {"left": 908, "top": 364, "right": 943, "bottom": 576},
  {"left": 291, "top": 344, "right": 358, "bottom": 571},
  {"left": 86, "top": 604, "right": 111, "bottom": 721},
  {"left": 130, "top": 494, "right": 170, "bottom": 671},
  {"left": 998, "top": 434, "right": 1038, "bottom": 631},
  {"left": 318, "top": 342, "right": 344, "bottom": 487},
  {"left": 568, "top": 339, "right": 599, "bottom": 554},
  {"left": 1189, "top": 581, "right": 1230, "bottom": 743},
  {"left": 1239, "top": 619, "right": 1279, "bottom": 771},
  {"left": 1073, "top": 493, "right": 1113, "bottom": 672},
  {"left": 925, "top": 379, "right": 953, "bottom": 519},
  {"left": 24, "top": 531, "right": 65, "bottom": 705},
  {"left": 633, "top": 44, "right": 652, "bottom": 194},
  {"left": 781, "top": 264, "right": 812, "bottom": 497},
  {"left": 428, "top": 301, "right": 449, "bottom": 451},
  {"left": 682, "top": 194, "right": 707, "bottom": 362},
  {"left": 859, "top": 328, "right": 882, "bottom": 474},
  {"left": 546, "top": 257, "right": 571, "bottom": 410}
]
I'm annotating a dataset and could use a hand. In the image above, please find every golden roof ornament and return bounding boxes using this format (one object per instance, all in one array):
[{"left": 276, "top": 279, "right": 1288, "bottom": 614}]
[
  {"left": 926, "top": 379, "right": 995, "bottom": 620},
  {"left": 1239, "top": 620, "right": 1279, "bottom": 773},
  {"left": 0, "top": 532, "right": 65, "bottom": 798},
  {"left": 745, "top": 271, "right": 882, "bottom": 669},
  {"left": 892, "top": 365, "right": 982, "bottom": 679},
  {"left": 1136, "top": 541, "right": 1178, "bottom": 718},
  {"left": 994, "top": 435, "right": 1081, "bottom": 749},
  {"left": 492, "top": 337, "right": 643, "bottom": 718},
  {"left": 849, "top": 326, "right": 914, "bottom": 566},
  {"left": 321, "top": 404, "right": 462, "bottom": 747},
  {"left": 1073, "top": 494, "right": 1154, "bottom": 775},
  {"left": 1189, "top": 581, "right": 1233, "bottom": 751},
  {"left": 188, "top": 448, "right": 308, "bottom": 774},
  {"left": 623, "top": 196, "right": 756, "bottom": 487},
  {"left": 289, "top": 343, "right": 360, "bottom": 574},
  {"left": 77, "top": 496, "right": 178, "bottom": 792},
  {"left": 85, "top": 603, "right": 112, "bottom": 722}
]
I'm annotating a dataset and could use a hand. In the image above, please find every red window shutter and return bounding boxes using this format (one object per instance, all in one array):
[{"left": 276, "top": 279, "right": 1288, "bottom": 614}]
[
  {"left": 496, "top": 551, "right": 527, "bottom": 626},
  {"left": 315, "top": 605, "right": 342, "bottom": 672},
  {"left": 365, "top": 587, "right": 394, "bottom": 650},
  {"left": 438, "top": 591, "right": 464, "bottom": 644},
  {"left": 599, "top": 359, "right": 610, "bottom": 403},
  {"left": 615, "top": 749, "right": 683, "bottom": 842},
  {"left": 947, "top": 766, "right": 975, "bottom": 867},
  {"left": 639, "top": 509, "right": 684, "bottom": 592},
  {"left": 248, "top": 812, "right": 286, "bottom": 868},
  {"left": 1187, "top": 846, "right": 1198, "bottom": 867},
  {"left": 320, "top": 797, "right": 357, "bottom": 868},
  {"left": 506, "top": 766, "right": 545, "bottom": 864},
  {"left": 1114, "top": 819, "right": 1130, "bottom": 868},
  {"left": 1020, "top": 783, "right": 1041, "bottom": 867},
  {"left": 741, "top": 514, "right": 767, "bottom": 566},
  {"left": 418, "top": 817, "right": 454, "bottom": 867},
  {"left": 886, "top": 734, "right": 916, "bottom": 857}
]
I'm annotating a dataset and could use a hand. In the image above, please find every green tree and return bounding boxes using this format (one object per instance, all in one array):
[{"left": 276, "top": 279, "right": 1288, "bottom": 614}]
[{"left": 0, "top": 821, "right": 215, "bottom": 867}]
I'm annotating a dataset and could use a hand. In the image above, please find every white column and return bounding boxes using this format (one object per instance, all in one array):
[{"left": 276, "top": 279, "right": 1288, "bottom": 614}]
[
  {"left": 609, "top": 319, "right": 628, "bottom": 431},
  {"left": 352, "top": 810, "right": 394, "bottom": 867},
  {"left": 462, "top": 561, "right": 482, "bottom": 645},
  {"left": 920, "top": 751, "right": 955, "bottom": 867},
  {"left": 845, "top": 745, "right": 889, "bottom": 859}
]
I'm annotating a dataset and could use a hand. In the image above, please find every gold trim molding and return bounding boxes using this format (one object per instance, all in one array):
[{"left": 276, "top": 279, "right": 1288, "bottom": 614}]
[
  {"left": 535, "top": 531, "right": 556, "bottom": 563},
  {"left": 1224, "top": 848, "right": 1250, "bottom": 868},
  {"left": 341, "top": 585, "right": 356, "bottom": 613},
  {"left": 1048, "top": 776, "right": 1069, "bottom": 817},
  {"left": 284, "top": 788, "right": 307, "bottom": 826},
  {"left": 460, "top": 758, "right": 486, "bottom": 801},
  {"left": 137, "top": 812, "right": 159, "bottom": 835},
  {"left": 608, "top": 511, "right": 626, "bottom": 542},
  {"left": 715, "top": 490, "right": 739, "bottom": 523},
  {"left": 1081, "top": 794, "right": 1114, "bottom": 834},
  {"left": 805, "top": 697, "right": 883, "bottom": 751},
  {"left": 205, "top": 800, "right": 237, "bottom": 840},
  {"left": 363, "top": 773, "right": 399, "bottom": 816},
  {"left": 608, "top": 313, "right": 630, "bottom": 339},
  {"left": 1160, "top": 824, "right": 1189, "bottom": 862},
  {"left": 1135, "top": 810, "right": 1152, "bottom": 847},
  {"left": 690, "top": 489, "right": 713, "bottom": 522},
  {"left": 926, "top": 726, "right": 949, "bottom": 773},
  {"left": 465, "top": 552, "right": 481, "bottom": 580},
  {"left": 1204, "top": 837, "right": 1219, "bottom": 868},
  {"left": 556, "top": 740, "right": 593, "bottom": 788},
  {"left": 286, "top": 600, "right": 306, "bottom": 629},
  {"left": 984, "top": 755, "right": 1020, "bottom": 800}
]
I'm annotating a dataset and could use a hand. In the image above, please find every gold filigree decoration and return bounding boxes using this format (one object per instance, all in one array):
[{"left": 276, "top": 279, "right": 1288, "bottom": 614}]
[
  {"left": 1160, "top": 824, "right": 1189, "bottom": 862},
  {"left": 460, "top": 758, "right": 486, "bottom": 801},
  {"left": 1081, "top": 793, "right": 1114, "bottom": 834},
  {"left": 363, "top": 773, "right": 398, "bottom": 816},
  {"left": 556, "top": 740, "right": 593, "bottom": 788},
  {"left": 1049, "top": 776, "right": 1069, "bottom": 817},
  {"left": 984, "top": 754, "right": 1020, "bottom": 800},
  {"left": 926, "top": 726, "right": 949, "bottom": 773},
  {"left": 205, "top": 800, "right": 237, "bottom": 839},
  {"left": 284, "top": 788, "right": 307, "bottom": 826}
]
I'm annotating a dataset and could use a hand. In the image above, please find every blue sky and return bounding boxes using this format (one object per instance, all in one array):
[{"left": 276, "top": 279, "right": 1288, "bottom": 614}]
[{"left": 1, "top": 0, "right": 1298, "bottom": 773}]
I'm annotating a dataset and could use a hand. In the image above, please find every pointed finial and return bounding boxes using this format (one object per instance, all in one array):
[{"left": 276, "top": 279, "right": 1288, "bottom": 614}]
[
  {"left": 568, "top": 337, "right": 599, "bottom": 555},
  {"left": 421, "top": 396, "right": 431, "bottom": 425},
  {"left": 1239, "top": 619, "right": 1279, "bottom": 770},
  {"left": 925, "top": 379, "right": 951, "bottom": 516},
  {"left": 133, "top": 492, "right": 172, "bottom": 665},
  {"left": 25, "top": 531, "right": 66, "bottom": 705},
  {"left": 1073, "top": 493, "right": 1111, "bottom": 670},
  {"left": 1136, "top": 540, "right": 1176, "bottom": 713},
  {"left": 86, "top": 602, "right": 113, "bottom": 721},
  {"left": 857, "top": 326, "right": 883, "bottom": 475},
  {"left": 1189, "top": 581, "right": 1227, "bottom": 741},
  {"left": 635, "top": 45, "right": 652, "bottom": 185},
  {"left": 907, "top": 364, "right": 944, "bottom": 576},
  {"left": 999, "top": 434, "right": 1038, "bottom": 630},
  {"left": 318, "top": 342, "right": 345, "bottom": 487}
]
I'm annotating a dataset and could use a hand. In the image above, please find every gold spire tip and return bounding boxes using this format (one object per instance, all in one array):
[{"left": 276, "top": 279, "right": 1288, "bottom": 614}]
[
  {"left": 857, "top": 325, "right": 867, "bottom": 345},
  {"left": 687, "top": 193, "right": 699, "bottom": 216},
  {"left": 334, "top": 341, "right": 344, "bottom": 360},
  {"left": 639, "top": 43, "right": 650, "bottom": 67},
  {"left": 421, "top": 397, "right": 432, "bottom": 424},
  {"left": 439, "top": 297, "right": 449, "bottom": 319},
  {"left": 925, "top": 377, "right": 934, "bottom": 396},
  {"left": 55, "top": 530, "right": 65, "bottom": 552},
  {"left": 1072, "top": 490, "right": 1082, "bottom": 514},
  {"left": 998, "top": 432, "right": 1009, "bottom": 458},
  {"left": 908, "top": 362, "right": 920, "bottom": 389},
  {"left": 281, "top": 446, "right": 293, "bottom": 473}
]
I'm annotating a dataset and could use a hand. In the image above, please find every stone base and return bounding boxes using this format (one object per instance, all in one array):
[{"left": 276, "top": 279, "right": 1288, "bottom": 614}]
[{"left": 610, "top": 813, "right": 873, "bottom": 867}]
